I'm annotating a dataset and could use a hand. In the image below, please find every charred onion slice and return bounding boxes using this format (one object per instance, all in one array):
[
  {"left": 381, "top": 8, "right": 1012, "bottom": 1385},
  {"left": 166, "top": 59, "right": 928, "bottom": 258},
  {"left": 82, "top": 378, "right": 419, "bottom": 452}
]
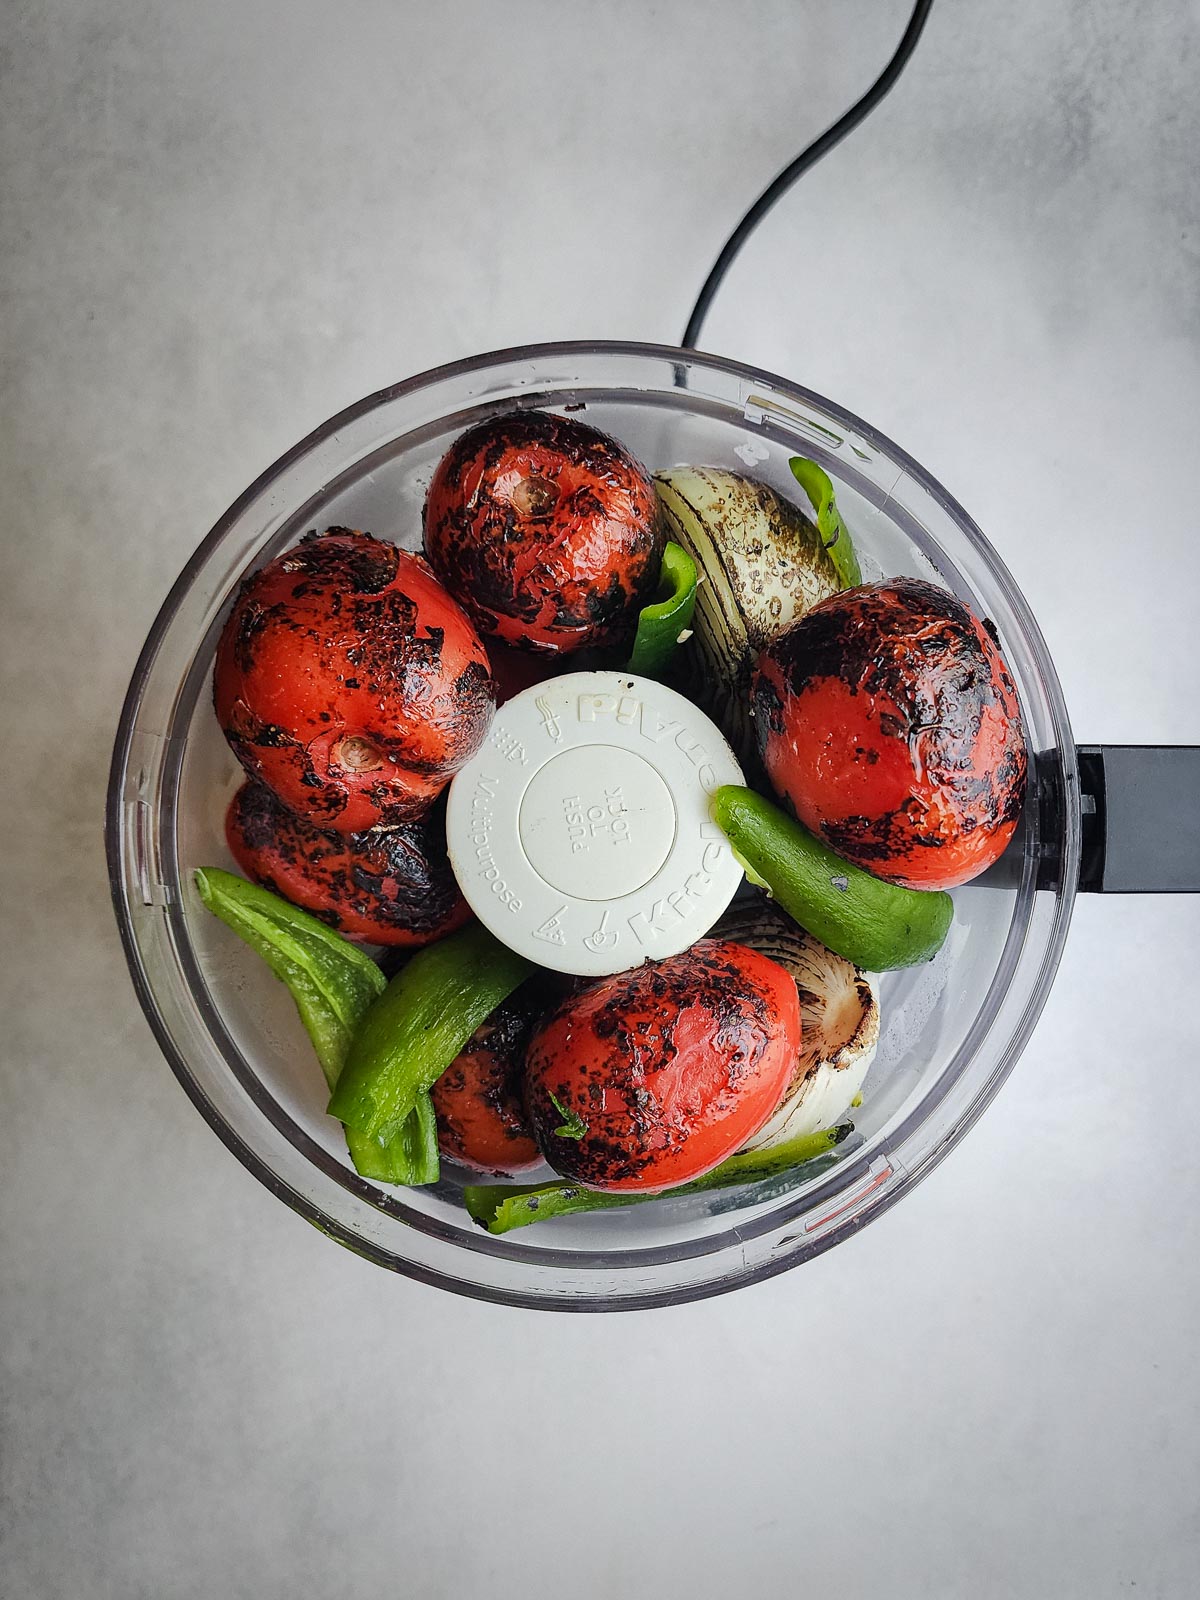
[
  {"left": 653, "top": 466, "right": 843, "bottom": 762},
  {"left": 715, "top": 899, "right": 879, "bottom": 1150}
]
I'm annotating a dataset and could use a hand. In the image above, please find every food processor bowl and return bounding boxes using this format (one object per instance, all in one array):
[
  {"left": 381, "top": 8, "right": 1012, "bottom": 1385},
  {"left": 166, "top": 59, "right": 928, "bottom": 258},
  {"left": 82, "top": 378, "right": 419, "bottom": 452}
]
[{"left": 108, "top": 341, "right": 1084, "bottom": 1310}]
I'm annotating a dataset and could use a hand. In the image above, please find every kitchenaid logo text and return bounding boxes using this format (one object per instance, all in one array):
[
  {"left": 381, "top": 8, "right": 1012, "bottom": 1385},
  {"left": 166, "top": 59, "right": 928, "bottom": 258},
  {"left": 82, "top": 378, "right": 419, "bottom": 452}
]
[
  {"left": 577, "top": 692, "right": 723, "bottom": 792},
  {"left": 627, "top": 826, "right": 727, "bottom": 947}
]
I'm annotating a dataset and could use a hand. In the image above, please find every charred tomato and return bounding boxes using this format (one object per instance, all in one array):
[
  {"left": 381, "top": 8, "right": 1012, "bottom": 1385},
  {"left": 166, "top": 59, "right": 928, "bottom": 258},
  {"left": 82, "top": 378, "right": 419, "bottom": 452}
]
[
  {"left": 424, "top": 409, "right": 662, "bottom": 655},
  {"left": 226, "top": 780, "right": 469, "bottom": 947},
  {"left": 752, "top": 576, "right": 1026, "bottom": 890},
  {"left": 214, "top": 528, "right": 495, "bottom": 831},
  {"left": 431, "top": 988, "right": 544, "bottom": 1176},
  {"left": 523, "top": 940, "right": 800, "bottom": 1193}
]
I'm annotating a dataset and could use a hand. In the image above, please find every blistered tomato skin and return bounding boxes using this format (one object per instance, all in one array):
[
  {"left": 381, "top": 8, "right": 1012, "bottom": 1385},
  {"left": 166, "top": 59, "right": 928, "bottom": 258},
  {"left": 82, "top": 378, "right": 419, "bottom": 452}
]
[
  {"left": 424, "top": 410, "right": 663, "bottom": 655},
  {"left": 431, "top": 991, "right": 543, "bottom": 1176},
  {"left": 752, "top": 577, "right": 1027, "bottom": 890},
  {"left": 226, "top": 781, "right": 470, "bottom": 947},
  {"left": 523, "top": 940, "right": 800, "bottom": 1193},
  {"left": 213, "top": 528, "right": 495, "bottom": 832}
]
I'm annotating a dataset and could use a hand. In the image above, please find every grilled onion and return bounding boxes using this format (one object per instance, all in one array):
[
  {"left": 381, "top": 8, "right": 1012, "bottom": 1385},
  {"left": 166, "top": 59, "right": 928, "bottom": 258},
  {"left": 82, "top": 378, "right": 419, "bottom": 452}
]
[
  {"left": 653, "top": 466, "right": 843, "bottom": 762},
  {"left": 715, "top": 899, "right": 879, "bottom": 1150}
]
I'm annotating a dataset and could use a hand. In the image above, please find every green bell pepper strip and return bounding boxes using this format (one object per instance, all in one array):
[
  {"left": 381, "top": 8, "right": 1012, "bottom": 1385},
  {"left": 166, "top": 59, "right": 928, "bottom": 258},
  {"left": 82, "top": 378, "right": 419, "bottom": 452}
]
[
  {"left": 463, "top": 1123, "right": 851, "bottom": 1235},
  {"left": 193, "top": 869, "right": 438, "bottom": 1185},
  {"left": 327, "top": 922, "right": 534, "bottom": 1147},
  {"left": 624, "top": 540, "right": 698, "bottom": 678},
  {"left": 194, "top": 868, "right": 384, "bottom": 1076},
  {"left": 789, "top": 457, "right": 862, "bottom": 588},
  {"left": 356, "top": 1089, "right": 440, "bottom": 1187},
  {"left": 710, "top": 787, "right": 952, "bottom": 970}
]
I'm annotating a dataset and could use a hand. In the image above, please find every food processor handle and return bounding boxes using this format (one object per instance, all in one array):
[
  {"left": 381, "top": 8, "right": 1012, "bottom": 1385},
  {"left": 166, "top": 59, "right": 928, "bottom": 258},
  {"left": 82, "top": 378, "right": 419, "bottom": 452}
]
[{"left": 1077, "top": 746, "right": 1200, "bottom": 893}]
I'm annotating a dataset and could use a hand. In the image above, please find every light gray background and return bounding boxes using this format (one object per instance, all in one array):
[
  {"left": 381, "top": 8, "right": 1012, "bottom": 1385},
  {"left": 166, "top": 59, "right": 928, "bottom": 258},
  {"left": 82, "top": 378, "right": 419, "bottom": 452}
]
[{"left": 4, "top": 2, "right": 1199, "bottom": 1595}]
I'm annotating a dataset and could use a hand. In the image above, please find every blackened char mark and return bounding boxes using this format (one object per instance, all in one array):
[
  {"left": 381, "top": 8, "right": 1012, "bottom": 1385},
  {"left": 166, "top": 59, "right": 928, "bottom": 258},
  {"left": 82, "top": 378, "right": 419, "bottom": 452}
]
[
  {"left": 751, "top": 670, "right": 786, "bottom": 739},
  {"left": 821, "top": 810, "right": 945, "bottom": 864},
  {"left": 348, "top": 821, "right": 459, "bottom": 936},
  {"left": 293, "top": 527, "right": 400, "bottom": 594},
  {"left": 232, "top": 601, "right": 269, "bottom": 676},
  {"left": 346, "top": 588, "right": 419, "bottom": 692},
  {"left": 229, "top": 779, "right": 290, "bottom": 854},
  {"left": 993, "top": 742, "right": 1027, "bottom": 824},
  {"left": 453, "top": 657, "right": 494, "bottom": 708},
  {"left": 580, "top": 570, "right": 628, "bottom": 628}
]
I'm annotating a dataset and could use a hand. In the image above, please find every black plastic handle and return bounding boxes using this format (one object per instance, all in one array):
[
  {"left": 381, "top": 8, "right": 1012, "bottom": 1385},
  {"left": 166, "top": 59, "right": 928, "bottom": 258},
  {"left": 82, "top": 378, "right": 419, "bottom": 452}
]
[{"left": 1078, "top": 746, "right": 1200, "bottom": 893}]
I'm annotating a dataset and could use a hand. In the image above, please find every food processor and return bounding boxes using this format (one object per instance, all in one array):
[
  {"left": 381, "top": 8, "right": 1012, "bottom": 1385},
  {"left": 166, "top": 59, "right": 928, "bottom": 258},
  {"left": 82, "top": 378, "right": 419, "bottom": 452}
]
[{"left": 106, "top": 341, "right": 1199, "bottom": 1308}]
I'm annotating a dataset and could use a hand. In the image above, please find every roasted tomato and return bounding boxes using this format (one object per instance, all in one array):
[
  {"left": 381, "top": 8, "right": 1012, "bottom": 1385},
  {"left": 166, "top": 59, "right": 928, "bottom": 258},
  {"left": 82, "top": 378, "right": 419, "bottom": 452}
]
[
  {"left": 523, "top": 940, "right": 800, "bottom": 1193},
  {"left": 226, "top": 780, "right": 469, "bottom": 947},
  {"left": 424, "top": 409, "right": 662, "bottom": 654},
  {"left": 752, "top": 577, "right": 1026, "bottom": 890},
  {"left": 214, "top": 528, "right": 495, "bottom": 832},
  {"left": 431, "top": 989, "right": 544, "bottom": 1176}
]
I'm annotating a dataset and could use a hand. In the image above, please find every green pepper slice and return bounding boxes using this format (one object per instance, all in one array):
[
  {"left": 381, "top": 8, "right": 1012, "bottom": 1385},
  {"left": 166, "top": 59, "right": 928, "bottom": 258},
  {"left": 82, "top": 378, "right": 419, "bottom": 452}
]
[
  {"left": 710, "top": 787, "right": 952, "bottom": 970},
  {"left": 194, "top": 868, "right": 438, "bottom": 1186},
  {"left": 789, "top": 457, "right": 862, "bottom": 588},
  {"left": 464, "top": 1123, "right": 851, "bottom": 1235},
  {"left": 624, "top": 540, "right": 698, "bottom": 679},
  {"left": 348, "top": 1089, "right": 441, "bottom": 1187},
  {"left": 327, "top": 922, "right": 534, "bottom": 1147}
]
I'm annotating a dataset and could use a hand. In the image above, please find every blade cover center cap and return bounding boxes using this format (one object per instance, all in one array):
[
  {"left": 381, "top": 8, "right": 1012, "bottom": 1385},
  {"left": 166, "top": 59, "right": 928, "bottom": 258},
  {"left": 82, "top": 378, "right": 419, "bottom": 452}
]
[{"left": 445, "top": 671, "right": 745, "bottom": 976}]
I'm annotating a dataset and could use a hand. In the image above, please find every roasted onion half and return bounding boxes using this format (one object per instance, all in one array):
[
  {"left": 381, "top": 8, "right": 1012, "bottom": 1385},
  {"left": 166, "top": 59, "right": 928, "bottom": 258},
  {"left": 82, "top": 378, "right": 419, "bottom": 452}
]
[
  {"left": 715, "top": 899, "right": 879, "bottom": 1150},
  {"left": 654, "top": 466, "right": 843, "bottom": 763}
]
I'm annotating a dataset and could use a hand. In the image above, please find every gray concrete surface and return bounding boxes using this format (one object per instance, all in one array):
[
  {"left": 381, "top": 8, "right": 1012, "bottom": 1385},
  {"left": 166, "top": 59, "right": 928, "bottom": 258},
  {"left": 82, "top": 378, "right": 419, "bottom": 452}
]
[{"left": 3, "top": 2, "right": 1199, "bottom": 1595}]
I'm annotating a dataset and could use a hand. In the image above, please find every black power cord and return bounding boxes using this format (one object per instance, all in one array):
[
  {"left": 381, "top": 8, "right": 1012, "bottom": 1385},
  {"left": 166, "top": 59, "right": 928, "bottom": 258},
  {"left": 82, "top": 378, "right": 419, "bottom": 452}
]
[{"left": 681, "top": 0, "right": 937, "bottom": 350}]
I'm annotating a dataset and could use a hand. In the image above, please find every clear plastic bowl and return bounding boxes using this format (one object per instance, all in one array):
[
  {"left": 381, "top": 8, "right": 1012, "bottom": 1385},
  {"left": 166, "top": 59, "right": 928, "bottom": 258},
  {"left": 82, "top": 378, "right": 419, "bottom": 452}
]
[{"left": 107, "top": 342, "right": 1079, "bottom": 1310}]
